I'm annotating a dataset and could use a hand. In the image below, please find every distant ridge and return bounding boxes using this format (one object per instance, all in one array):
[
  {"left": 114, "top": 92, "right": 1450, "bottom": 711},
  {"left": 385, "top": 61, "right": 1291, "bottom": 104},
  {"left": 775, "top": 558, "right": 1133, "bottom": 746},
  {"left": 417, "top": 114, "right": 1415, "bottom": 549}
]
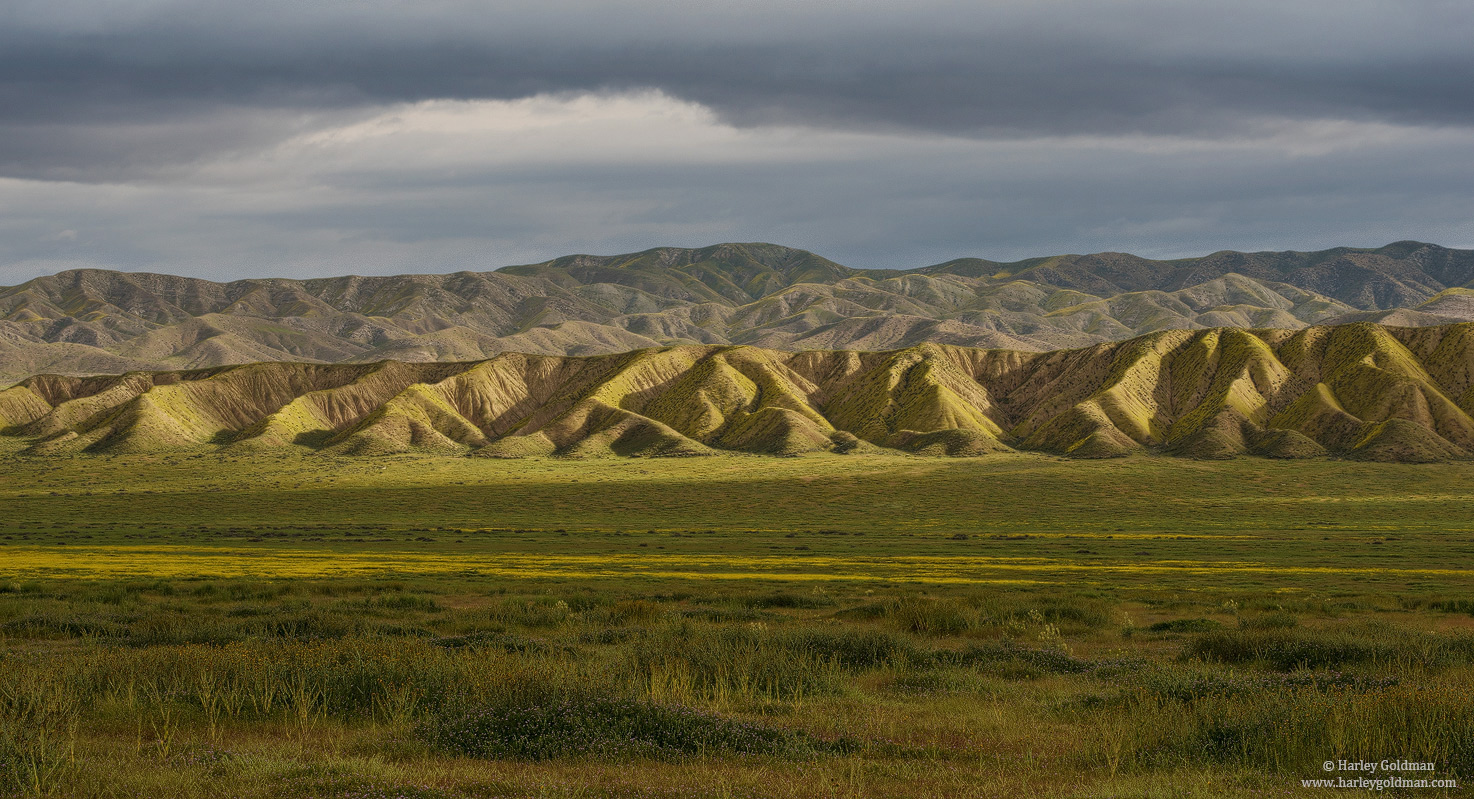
[
  {"left": 3, "top": 241, "right": 1474, "bottom": 383},
  {"left": 5, "top": 322, "right": 1473, "bottom": 463}
]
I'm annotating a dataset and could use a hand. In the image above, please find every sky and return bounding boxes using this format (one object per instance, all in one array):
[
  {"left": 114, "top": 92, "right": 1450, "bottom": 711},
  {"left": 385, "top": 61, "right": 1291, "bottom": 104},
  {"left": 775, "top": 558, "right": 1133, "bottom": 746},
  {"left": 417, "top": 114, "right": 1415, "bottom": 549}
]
[{"left": 2, "top": 0, "right": 1473, "bottom": 283}]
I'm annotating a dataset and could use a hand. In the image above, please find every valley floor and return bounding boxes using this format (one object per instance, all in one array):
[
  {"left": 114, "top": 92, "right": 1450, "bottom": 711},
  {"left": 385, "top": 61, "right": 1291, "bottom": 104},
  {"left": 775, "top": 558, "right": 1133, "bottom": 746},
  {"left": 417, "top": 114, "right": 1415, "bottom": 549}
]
[{"left": 0, "top": 448, "right": 1471, "bottom": 797}]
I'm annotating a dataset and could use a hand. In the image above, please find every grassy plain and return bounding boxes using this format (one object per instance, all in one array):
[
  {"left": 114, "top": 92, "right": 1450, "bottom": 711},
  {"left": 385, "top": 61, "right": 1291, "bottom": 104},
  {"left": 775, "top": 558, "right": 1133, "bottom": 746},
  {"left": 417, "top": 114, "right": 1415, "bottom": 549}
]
[{"left": 2, "top": 441, "right": 1473, "bottom": 797}]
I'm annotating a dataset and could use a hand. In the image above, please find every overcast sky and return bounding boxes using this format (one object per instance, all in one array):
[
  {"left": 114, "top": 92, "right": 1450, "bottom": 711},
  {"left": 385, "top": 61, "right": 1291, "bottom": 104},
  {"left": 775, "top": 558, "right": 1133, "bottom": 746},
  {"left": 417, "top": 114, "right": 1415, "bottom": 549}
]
[{"left": 2, "top": 0, "right": 1472, "bottom": 283}]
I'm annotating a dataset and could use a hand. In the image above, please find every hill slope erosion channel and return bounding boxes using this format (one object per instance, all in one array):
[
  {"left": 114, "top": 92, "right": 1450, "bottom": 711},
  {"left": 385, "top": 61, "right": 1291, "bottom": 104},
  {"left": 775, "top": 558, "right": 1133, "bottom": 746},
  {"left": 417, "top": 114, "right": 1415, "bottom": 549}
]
[{"left": 4, "top": 322, "right": 1474, "bottom": 463}]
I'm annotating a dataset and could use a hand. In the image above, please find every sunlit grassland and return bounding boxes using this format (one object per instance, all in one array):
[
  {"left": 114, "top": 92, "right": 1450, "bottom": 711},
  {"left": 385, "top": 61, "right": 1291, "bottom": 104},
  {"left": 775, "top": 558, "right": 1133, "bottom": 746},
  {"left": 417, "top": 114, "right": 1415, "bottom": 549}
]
[
  {"left": 2, "top": 441, "right": 1473, "bottom": 797},
  {"left": 4, "top": 439, "right": 1474, "bottom": 594}
]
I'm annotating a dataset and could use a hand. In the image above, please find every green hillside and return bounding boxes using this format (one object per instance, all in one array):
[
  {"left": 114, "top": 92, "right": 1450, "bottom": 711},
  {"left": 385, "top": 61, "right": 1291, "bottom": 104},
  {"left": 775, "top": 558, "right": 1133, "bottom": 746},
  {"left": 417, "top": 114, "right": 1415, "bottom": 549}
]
[{"left": 6, "top": 322, "right": 1473, "bottom": 462}]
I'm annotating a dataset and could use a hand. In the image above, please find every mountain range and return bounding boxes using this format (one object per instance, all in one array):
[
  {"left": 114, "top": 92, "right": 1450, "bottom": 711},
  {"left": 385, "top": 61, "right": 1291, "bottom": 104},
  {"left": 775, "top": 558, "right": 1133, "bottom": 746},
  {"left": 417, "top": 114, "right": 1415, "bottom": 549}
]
[
  {"left": 4, "top": 241, "right": 1474, "bottom": 384},
  {"left": 4, "top": 322, "right": 1473, "bottom": 462}
]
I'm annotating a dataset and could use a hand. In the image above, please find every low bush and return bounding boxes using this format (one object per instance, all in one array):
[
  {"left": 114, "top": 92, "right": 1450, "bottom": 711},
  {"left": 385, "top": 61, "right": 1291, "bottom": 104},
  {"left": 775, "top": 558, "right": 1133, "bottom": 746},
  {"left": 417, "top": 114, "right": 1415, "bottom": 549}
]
[
  {"left": 628, "top": 623, "right": 916, "bottom": 702},
  {"left": 887, "top": 597, "right": 973, "bottom": 636},
  {"left": 737, "top": 591, "right": 835, "bottom": 610},
  {"left": 1184, "top": 627, "right": 1474, "bottom": 671},
  {"left": 1134, "top": 664, "right": 1400, "bottom": 701},
  {"left": 1147, "top": 618, "right": 1223, "bottom": 634},
  {"left": 487, "top": 598, "right": 570, "bottom": 629},
  {"left": 1426, "top": 598, "right": 1474, "bottom": 616},
  {"left": 1110, "top": 679, "right": 1474, "bottom": 776},
  {"left": 602, "top": 599, "right": 664, "bottom": 624},
  {"left": 418, "top": 695, "right": 830, "bottom": 760},
  {"left": 353, "top": 594, "right": 442, "bottom": 613},
  {"left": 950, "top": 640, "right": 1090, "bottom": 676}
]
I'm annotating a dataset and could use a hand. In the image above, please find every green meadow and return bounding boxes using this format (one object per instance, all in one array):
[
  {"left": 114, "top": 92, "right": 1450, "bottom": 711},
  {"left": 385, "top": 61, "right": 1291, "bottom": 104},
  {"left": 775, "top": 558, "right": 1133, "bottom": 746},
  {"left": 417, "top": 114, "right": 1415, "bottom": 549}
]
[{"left": 2, "top": 442, "right": 1472, "bottom": 797}]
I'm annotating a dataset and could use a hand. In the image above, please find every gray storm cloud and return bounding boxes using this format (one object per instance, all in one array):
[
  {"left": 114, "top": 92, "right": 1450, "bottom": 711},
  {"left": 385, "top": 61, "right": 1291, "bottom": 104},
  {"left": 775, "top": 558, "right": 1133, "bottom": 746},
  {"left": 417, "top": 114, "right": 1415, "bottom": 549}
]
[{"left": 0, "top": 0, "right": 1471, "bottom": 281}]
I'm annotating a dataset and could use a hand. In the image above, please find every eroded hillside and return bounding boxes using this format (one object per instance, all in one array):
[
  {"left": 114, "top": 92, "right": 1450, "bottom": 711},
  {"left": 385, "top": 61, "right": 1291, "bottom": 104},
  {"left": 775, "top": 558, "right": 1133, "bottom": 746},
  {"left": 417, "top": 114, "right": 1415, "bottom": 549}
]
[
  {"left": 3, "top": 322, "right": 1473, "bottom": 462},
  {"left": 4, "top": 242, "right": 1474, "bottom": 382}
]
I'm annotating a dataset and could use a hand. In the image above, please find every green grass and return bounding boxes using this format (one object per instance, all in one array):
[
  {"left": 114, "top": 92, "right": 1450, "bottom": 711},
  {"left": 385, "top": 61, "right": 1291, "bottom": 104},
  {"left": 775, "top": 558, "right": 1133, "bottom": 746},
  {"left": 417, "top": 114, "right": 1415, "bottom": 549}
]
[
  {"left": 3, "top": 442, "right": 1473, "bottom": 593},
  {"left": 1, "top": 444, "right": 1472, "bottom": 796}
]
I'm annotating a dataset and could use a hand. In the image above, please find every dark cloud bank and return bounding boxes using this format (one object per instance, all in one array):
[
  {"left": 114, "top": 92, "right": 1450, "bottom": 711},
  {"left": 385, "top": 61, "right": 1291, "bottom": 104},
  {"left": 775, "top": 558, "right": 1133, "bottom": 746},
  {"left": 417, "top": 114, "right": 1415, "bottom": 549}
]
[{"left": 1, "top": 0, "right": 1472, "bottom": 282}]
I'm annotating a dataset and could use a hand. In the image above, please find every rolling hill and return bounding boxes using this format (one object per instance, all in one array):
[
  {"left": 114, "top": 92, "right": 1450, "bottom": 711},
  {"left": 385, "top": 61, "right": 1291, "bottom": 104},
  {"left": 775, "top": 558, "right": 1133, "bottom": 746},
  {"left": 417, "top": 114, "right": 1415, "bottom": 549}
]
[
  {"left": 3, "top": 242, "right": 1474, "bottom": 383},
  {"left": 4, "top": 321, "right": 1473, "bottom": 462}
]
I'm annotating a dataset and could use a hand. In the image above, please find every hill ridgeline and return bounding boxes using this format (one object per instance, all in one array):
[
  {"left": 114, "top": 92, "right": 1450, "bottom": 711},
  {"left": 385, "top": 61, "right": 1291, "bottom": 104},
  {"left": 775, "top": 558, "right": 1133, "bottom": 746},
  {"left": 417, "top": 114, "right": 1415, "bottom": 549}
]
[
  {"left": 4, "top": 322, "right": 1473, "bottom": 463},
  {"left": 4, "top": 241, "right": 1474, "bottom": 383}
]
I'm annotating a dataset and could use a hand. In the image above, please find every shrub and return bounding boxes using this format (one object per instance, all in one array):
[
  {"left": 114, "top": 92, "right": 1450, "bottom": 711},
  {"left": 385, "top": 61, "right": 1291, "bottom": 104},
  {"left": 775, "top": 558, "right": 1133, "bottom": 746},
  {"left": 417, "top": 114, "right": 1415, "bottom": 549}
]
[
  {"left": 418, "top": 695, "right": 827, "bottom": 760},
  {"left": 487, "top": 598, "right": 570, "bottom": 629},
  {"left": 783, "top": 628, "right": 917, "bottom": 668},
  {"left": 1237, "top": 611, "right": 1299, "bottom": 630},
  {"left": 0, "top": 613, "right": 123, "bottom": 639},
  {"left": 1110, "top": 679, "right": 1474, "bottom": 776},
  {"left": 603, "top": 599, "right": 664, "bottom": 623},
  {"left": 888, "top": 597, "right": 973, "bottom": 636},
  {"left": 833, "top": 602, "right": 889, "bottom": 621},
  {"left": 1135, "top": 664, "right": 1400, "bottom": 702},
  {"left": 357, "top": 594, "right": 442, "bottom": 613},
  {"left": 1184, "top": 627, "right": 1474, "bottom": 671},
  {"left": 951, "top": 640, "right": 1090, "bottom": 677},
  {"left": 1186, "top": 629, "right": 1388, "bottom": 670},
  {"left": 737, "top": 591, "right": 835, "bottom": 610},
  {"left": 1426, "top": 598, "right": 1474, "bottom": 616},
  {"left": 963, "top": 592, "right": 1112, "bottom": 631},
  {"left": 628, "top": 623, "right": 914, "bottom": 703},
  {"left": 1148, "top": 618, "right": 1223, "bottom": 634},
  {"left": 1032, "top": 597, "right": 1112, "bottom": 629}
]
